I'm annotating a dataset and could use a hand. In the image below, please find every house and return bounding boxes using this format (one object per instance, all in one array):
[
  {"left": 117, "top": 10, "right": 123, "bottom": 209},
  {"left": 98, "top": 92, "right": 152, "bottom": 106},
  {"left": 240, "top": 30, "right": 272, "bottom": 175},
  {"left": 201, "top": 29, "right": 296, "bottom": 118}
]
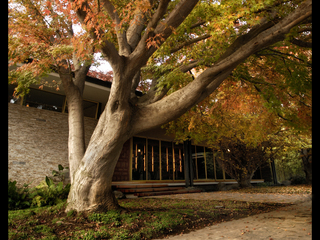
[{"left": 8, "top": 65, "right": 274, "bottom": 194}]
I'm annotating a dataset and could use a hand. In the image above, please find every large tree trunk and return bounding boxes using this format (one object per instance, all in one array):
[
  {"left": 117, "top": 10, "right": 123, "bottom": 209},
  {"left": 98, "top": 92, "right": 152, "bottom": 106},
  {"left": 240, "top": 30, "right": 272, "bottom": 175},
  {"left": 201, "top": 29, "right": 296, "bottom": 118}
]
[
  {"left": 237, "top": 172, "right": 255, "bottom": 188},
  {"left": 66, "top": 68, "right": 135, "bottom": 212},
  {"left": 65, "top": 91, "right": 86, "bottom": 184},
  {"left": 59, "top": 67, "right": 89, "bottom": 184},
  {"left": 65, "top": 134, "right": 127, "bottom": 212}
]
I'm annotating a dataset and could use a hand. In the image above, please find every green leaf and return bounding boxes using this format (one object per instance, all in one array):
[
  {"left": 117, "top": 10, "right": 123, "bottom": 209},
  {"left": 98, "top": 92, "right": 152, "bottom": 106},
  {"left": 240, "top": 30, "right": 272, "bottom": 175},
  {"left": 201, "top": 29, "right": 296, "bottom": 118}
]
[
  {"left": 52, "top": 170, "right": 59, "bottom": 176},
  {"left": 45, "top": 176, "right": 53, "bottom": 187},
  {"left": 58, "top": 164, "right": 64, "bottom": 171}
]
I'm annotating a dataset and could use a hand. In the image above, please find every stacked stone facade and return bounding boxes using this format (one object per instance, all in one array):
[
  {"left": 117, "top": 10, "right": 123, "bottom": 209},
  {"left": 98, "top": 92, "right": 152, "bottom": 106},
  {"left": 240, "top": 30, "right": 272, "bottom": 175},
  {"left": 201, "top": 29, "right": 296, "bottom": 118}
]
[{"left": 8, "top": 103, "right": 130, "bottom": 187}]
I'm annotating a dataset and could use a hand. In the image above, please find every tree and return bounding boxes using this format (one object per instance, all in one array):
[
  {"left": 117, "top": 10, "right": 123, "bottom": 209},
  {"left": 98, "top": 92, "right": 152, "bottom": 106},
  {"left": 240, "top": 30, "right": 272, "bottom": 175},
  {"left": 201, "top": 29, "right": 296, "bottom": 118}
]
[
  {"left": 164, "top": 34, "right": 311, "bottom": 187},
  {"left": 217, "top": 137, "right": 275, "bottom": 188},
  {"left": 300, "top": 148, "right": 312, "bottom": 184},
  {"left": 9, "top": 0, "right": 312, "bottom": 212}
]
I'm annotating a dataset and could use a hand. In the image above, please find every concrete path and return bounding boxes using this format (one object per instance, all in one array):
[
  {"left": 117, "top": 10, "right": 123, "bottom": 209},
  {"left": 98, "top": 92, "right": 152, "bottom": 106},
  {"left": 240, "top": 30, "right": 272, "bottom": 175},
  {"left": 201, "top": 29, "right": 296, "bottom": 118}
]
[
  {"left": 147, "top": 191, "right": 310, "bottom": 204},
  {"left": 151, "top": 193, "right": 312, "bottom": 240}
]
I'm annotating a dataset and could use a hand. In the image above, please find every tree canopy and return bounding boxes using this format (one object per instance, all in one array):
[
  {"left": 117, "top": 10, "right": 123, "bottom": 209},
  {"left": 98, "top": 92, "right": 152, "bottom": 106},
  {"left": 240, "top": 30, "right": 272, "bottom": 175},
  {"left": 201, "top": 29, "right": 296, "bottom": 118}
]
[{"left": 9, "top": 0, "right": 311, "bottom": 101}]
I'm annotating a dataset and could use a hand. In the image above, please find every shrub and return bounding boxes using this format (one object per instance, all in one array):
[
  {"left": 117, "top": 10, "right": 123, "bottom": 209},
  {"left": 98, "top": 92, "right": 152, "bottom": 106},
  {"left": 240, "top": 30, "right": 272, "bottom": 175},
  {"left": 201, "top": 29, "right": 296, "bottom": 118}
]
[
  {"left": 290, "top": 176, "right": 307, "bottom": 185},
  {"left": 8, "top": 180, "right": 32, "bottom": 210},
  {"left": 9, "top": 165, "right": 71, "bottom": 209},
  {"left": 31, "top": 176, "right": 70, "bottom": 207}
]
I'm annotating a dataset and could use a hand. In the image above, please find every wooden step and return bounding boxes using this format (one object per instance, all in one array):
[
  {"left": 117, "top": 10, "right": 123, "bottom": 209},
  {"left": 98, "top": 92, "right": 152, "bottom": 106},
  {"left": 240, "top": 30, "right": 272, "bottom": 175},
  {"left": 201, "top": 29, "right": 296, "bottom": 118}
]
[
  {"left": 135, "top": 189, "right": 202, "bottom": 197},
  {"left": 113, "top": 184, "right": 169, "bottom": 189},
  {"left": 118, "top": 187, "right": 185, "bottom": 193}
]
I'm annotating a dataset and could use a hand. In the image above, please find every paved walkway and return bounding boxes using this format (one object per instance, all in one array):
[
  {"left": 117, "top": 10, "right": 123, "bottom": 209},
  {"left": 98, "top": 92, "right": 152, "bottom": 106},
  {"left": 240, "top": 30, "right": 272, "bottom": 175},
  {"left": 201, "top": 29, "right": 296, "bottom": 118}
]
[
  {"left": 151, "top": 192, "right": 312, "bottom": 240},
  {"left": 147, "top": 191, "right": 311, "bottom": 204}
]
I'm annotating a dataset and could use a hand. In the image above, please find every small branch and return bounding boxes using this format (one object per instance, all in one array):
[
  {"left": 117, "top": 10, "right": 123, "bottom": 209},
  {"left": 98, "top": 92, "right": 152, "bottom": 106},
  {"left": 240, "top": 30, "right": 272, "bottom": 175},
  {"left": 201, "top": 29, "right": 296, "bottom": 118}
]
[
  {"left": 170, "top": 34, "right": 211, "bottom": 54},
  {"left": 70, "top": 0, "right": 119, "bottom": 67},
  {"left": 100, "top": 0, "right": 131, "bottom": 56},
  {"left": 190, "top": 20, "right": 206, "bottom": 29},
  {"left": 266, "top": 48, "right": 311, "bottom": 64},
  {"left": 289, "top": 38, "right": 312, "bottom": 48}
]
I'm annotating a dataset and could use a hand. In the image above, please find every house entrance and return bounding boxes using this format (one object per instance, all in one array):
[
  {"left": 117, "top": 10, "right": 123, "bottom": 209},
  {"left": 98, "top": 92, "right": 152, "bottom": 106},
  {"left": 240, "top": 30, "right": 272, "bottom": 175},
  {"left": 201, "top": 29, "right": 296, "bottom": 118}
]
[{"left": 131, "top": 137, "right": 185, "bottom": 181}]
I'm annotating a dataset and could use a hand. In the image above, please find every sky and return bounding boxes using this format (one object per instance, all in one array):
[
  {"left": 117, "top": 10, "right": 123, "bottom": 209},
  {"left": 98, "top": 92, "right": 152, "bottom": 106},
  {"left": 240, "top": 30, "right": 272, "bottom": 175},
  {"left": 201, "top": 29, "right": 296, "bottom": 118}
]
[
  {"left": 71, "top": 24, "right": 113, "bottom": 74},
  {"left": 90, "top": 53, "right": 113, "bottom": 73}
]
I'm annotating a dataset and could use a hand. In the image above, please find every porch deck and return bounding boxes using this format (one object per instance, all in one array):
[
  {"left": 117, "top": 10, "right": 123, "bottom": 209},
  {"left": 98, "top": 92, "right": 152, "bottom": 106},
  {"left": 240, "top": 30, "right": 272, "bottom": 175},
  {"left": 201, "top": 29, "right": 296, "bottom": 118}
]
[{"left": 112, "top": 179, "right": 264, "bottom": 197}]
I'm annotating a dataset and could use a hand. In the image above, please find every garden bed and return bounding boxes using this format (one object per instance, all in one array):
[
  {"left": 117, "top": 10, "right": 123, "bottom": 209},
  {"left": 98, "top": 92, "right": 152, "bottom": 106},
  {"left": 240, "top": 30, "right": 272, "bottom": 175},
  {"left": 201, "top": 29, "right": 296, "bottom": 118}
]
[{"left": 9, "top": 198, "right": 290, "bottom": 239}]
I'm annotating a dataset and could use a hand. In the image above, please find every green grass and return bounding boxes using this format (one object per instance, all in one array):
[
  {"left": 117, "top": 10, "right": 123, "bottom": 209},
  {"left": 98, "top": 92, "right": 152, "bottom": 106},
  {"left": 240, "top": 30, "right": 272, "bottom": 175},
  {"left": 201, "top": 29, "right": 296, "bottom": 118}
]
[{"left": 8, "top": 197, "right": 290, "bottom": 240}]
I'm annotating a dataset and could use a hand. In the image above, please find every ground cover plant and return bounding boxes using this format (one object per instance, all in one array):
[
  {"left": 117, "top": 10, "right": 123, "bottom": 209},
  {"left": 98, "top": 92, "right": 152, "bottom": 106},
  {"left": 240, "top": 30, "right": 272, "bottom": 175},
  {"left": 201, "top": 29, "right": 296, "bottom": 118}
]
[
  {"left": 8, "top": 165, "right": 71, "bottom": 210},
  {"left": 9, "top": 197, "right": 290, "bottom": 239}
]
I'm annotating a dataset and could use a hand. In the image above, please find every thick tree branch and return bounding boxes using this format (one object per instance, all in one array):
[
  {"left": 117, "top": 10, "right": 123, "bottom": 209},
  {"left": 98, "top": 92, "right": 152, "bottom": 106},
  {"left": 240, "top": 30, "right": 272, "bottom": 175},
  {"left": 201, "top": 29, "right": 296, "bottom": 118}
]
[
  {"left": 100, "top": 0, "right": 131, "bottom": 56},
  {"left": 129, "top": 0, "right": 171, "bottom": 59},
  {"left": 136, "top": 59, "right": 201, "bottom": 105},
  {"left": 128, "top": 0, "right": 199, "bottom": 73},
  {"left": 70, "top": 0, "right": 120, "bottom": 68},
  {"left": 126, "top": 0, "right": 153, "bottom": 50},
  {"left": 131, "top": 0, "right": 312, "bottom": 134}
]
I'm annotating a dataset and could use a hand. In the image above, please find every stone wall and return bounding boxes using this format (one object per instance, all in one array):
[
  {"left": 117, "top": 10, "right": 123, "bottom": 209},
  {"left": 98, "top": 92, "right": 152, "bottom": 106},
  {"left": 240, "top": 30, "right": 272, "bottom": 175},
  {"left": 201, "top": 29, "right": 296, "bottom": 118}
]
[{"left": 8, "top": 103, "right": 98, "bottom": 186}]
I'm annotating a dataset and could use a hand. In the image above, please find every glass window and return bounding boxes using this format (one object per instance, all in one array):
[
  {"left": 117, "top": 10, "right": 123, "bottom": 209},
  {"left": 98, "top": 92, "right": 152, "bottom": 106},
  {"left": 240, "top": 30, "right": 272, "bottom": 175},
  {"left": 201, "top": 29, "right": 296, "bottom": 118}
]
[
  {"left": 215, "top": 152, "right": 224, "bottom": 179},
  {"left": 24, "top": 88, "right": 65, "bottom": 112},
  {"left": 173, "top": 144, "right": 185, "bottom": 180},
  {"left": 65, "top": 99, "right": 98, "bottom": 118},
  {"left": 252, "top": 167, "right": 262, "bottom": 179},
  {"left": 225, "top": 172, "right": 233, "bottom": 179},
  {"left": 83, "top": 100, "right": 98, "bottom": 118},
  {"left": 205, "top": 147, "right": 215, "bottom": 179},
  {"left": 191, "top": 146, "right": 197, "bottom": 179},
  {"left": 161, "top": 141, "right": 173, "bottom": 180},
  {"left": 196, "top": 146, "right": 206, "bottom": 179},
  {"left": 132, "top": 137, "right": 147, "bottom": 180},
  {"left": 148, "top": 139, "right": 160, "bottom": 180}
]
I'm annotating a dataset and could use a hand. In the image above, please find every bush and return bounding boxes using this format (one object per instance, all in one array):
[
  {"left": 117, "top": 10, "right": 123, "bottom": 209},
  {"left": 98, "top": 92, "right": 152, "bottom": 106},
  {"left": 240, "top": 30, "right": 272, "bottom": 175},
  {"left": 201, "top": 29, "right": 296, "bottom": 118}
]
[
  {"left": 31, "top": 176, "right": 70, "bottom": 207},
  {"left": 256, "top": 182, "right": 274, "bottom": 187},
  {"left": 290, "top": 176, "right": 307, "bottom": 185},
  {"left": 8, "top": 165, "right": 71, "bottom": 210},
  {"left": 8, "top": 180, "right": 32, "bottom": 210}
]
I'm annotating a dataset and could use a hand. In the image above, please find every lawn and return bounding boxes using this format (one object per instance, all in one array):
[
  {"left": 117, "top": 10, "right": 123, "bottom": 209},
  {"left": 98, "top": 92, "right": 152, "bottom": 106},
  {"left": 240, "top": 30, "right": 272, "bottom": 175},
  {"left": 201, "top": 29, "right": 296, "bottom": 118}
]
[{"left": 9, "top": 197, "right": 290, "bottom": 240}]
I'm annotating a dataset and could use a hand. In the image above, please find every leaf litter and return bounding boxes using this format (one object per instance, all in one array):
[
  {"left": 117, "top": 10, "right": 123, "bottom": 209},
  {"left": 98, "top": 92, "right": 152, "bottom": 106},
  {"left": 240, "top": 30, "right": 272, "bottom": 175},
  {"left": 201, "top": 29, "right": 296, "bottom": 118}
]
[{"left": 8, "top": 198, "right": 291, "bottom": 239}]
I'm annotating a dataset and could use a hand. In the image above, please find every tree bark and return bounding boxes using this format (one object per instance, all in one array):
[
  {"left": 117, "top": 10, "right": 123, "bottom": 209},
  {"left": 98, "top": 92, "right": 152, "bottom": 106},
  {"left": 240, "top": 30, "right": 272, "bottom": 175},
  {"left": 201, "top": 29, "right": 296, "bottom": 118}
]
[
  {"left": 59, "top": 76, "right": 85, "bottom": 185},
  {"left": 59, "top": 64, "right": 90, "bottom": 184},
  {"left": 66, "top": 67, "right": 135, "bottom": 212},
  {"left": 65, "top": 132, "right": 127, "bottom": 212},
  {"left": 237, "top": 173, "right": 255, "bottom": 188}
]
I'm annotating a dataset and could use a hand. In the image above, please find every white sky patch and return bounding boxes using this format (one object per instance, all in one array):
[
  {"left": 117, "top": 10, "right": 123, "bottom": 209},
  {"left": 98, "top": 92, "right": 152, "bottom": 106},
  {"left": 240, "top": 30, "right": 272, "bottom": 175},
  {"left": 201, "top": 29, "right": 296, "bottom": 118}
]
[
  {"left": 71, "top": 24, "right": 112, "bottom": 73},
  {"left": 90, "top": 52, "right": 113, "bottom": 73}
]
